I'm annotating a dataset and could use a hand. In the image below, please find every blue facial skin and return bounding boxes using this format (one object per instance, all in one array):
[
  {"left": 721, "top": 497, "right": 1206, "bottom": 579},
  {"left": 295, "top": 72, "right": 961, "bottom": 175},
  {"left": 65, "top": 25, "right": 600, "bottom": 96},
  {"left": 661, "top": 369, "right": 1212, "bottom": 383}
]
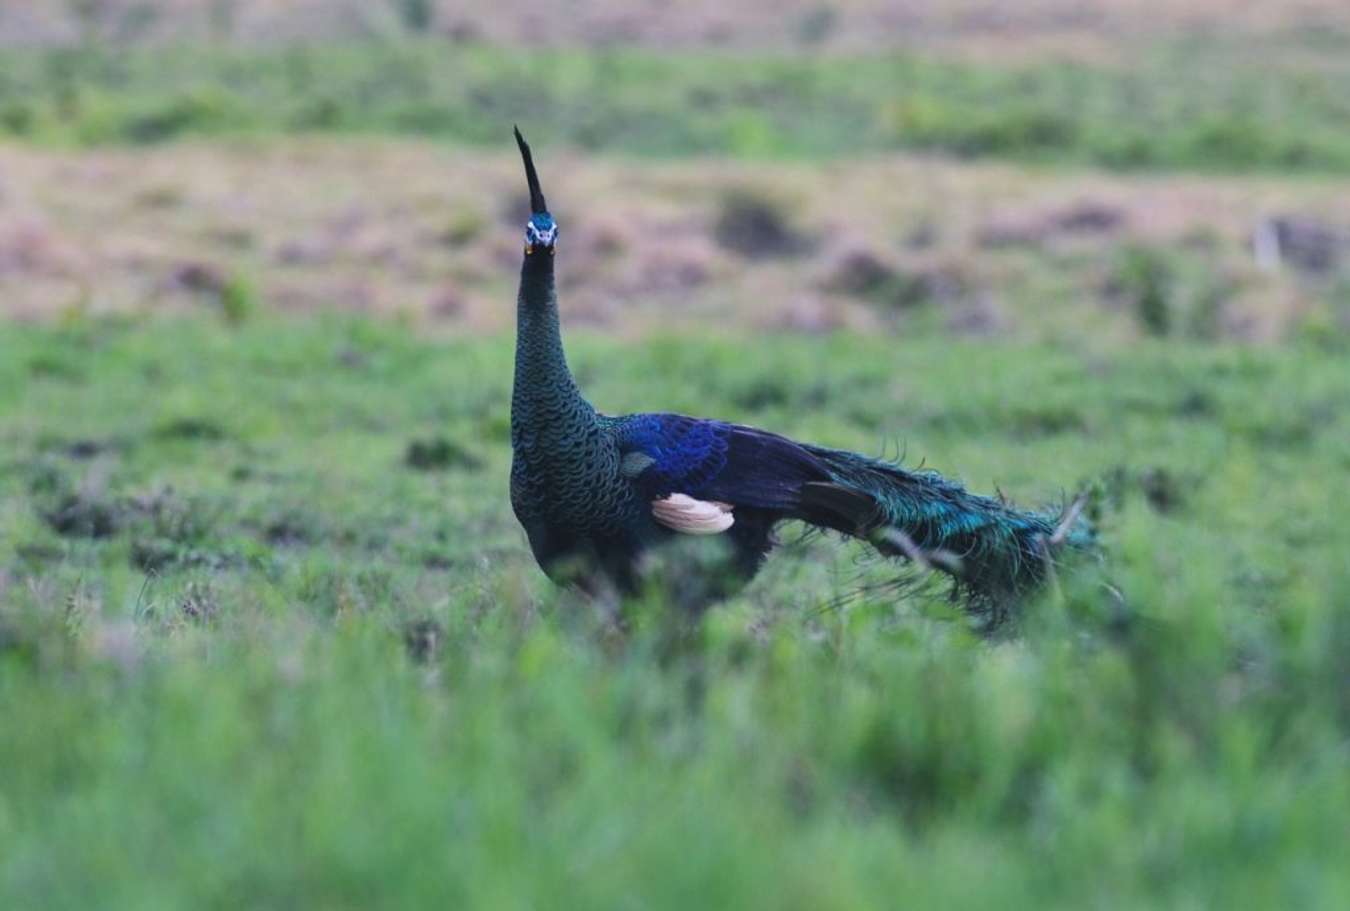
[{"left": 525, "top": 213, "right": 559, "bottom": 252}]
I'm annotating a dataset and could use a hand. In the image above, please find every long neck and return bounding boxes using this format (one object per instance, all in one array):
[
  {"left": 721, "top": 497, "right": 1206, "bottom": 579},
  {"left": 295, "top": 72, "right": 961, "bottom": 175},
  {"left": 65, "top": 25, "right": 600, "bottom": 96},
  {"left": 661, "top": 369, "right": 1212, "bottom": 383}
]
[{"left": 512, "top": 251, "right": 594, "bottom": 431}]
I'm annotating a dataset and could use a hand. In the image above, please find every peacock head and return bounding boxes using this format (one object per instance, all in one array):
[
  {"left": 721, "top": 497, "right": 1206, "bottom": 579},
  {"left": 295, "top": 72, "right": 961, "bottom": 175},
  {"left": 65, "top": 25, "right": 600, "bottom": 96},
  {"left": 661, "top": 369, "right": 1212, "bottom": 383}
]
[
  {"left": 524, "top": 212, "right": 558, "bottom": 254},
  {"left": 514, "top": 126, "right": 558, "bottom": 256}
]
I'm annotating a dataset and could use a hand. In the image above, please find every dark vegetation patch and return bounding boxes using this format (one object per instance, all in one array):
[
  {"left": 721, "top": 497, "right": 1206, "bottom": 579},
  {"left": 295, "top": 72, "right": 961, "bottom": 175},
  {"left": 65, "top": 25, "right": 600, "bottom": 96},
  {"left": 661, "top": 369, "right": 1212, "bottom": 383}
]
[
  {"left": 20, "top": 459, "right": 69, "bottom": 499},
  {"left": 402, "top": 617, "right": 444, "bottom": 665},
  {"left": 166, "top": 261, "right": 259, "bottom": 324},
  {"left": 293, "top": 565, "right": 403, "bottom": 618},
  {"left": 31, "top": 466, "right": 232, "bottom": 567},
  {"left": 919, "top": 402, "right": 1087, "bottom": 439},
  {"left": 129, "top": 539, "right": 188, "bottom": 573},
  {"left": 15, "top": 543, "right": 65, "bottom": 567},
  {"left": 1176, "top": 389, "right": 1218, "bottom": 419},
  {"left": 1135, "top": 468, "right": 1187, "bottom": 515},
  {"left": 1107, "top": 245, "right": 1175, "bottom": 337},
  {"left": 1099, "top": 245, "right": 1247, "bottom": 341},
  {"left": 714, "top": 190, "right": 813, "bottom": 259},
  {"left": 1115, "top": 387, "right": 1219, "bottom": 422},
  {"left": 728, "top": 377, "right": 839, "bottom": 413},
  {"left": 261, "top": 508, "right": 323, "bottom": 547},
  {"left": 176, "top": 580, "right": 220, "bottom": 625},
  {"left": 404, "top": 437, "right": 483, "bottom": 472},
  {"left": 818, "top": 243, "right": 970, "bottom": 312},
  {"left": 42, "top": 492, "right": 121, "bottom": 539},
  {"left": 129, "top": 538, "right": 232, "bottom": 574},
  {"left": 976, "top": 201, "right": 1127, "bottom": 248},
  {"left": 1098, "top": 465, "right": 1192, "bottom": 515},
  {"left": 61, "top": 438, "right": 117, "bottom": 459},
  {"left": 887, "top": 266, "right": 970, "bottom": 312},
  {"left": 171, "top": 261, "right": 231, "bottom": 295},
  {"left": 818, "top": 244, "right": 899, "bottom": 297},
  {"left": 25, "top": 353, "right": 86, "bottom": 382},
  {"left": 1055, "top": 202, "right": 1127, "bottom": 234},
  {"left": 36, "top": 434, "right": 127, "bottom": 460},
  {"left": 1007, "top": 405, "right": 1088, "bottom": 438},
  {"left": 125, "top": 488, "right": 229, "bottom": 572},
  {"left": 154, "top": 416, "right": 227, "bottom": 442}
]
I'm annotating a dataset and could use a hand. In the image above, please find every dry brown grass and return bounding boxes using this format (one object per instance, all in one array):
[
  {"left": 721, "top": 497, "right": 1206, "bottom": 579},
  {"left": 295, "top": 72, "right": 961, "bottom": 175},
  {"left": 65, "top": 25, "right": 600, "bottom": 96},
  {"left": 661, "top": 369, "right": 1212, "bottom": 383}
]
[{"left": 2, "top": 138, "right": 1346, "bottom": 341}]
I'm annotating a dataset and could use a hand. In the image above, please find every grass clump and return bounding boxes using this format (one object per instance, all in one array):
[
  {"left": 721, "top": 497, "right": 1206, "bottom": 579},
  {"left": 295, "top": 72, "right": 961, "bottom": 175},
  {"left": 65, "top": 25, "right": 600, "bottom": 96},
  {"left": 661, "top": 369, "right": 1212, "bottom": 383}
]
[
  {"left": 404, "top": 436, "right": 483, "bottom": 471},
  {"left": 1110, "top": 245, "right": 1176, "bottom": 337}
]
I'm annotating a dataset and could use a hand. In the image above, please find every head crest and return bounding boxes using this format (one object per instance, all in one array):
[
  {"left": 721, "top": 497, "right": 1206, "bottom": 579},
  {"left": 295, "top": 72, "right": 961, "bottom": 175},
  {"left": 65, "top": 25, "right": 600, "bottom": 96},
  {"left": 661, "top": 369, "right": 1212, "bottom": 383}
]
[{"left": 513, "top": 125, "right": 548, "bottom": 215}]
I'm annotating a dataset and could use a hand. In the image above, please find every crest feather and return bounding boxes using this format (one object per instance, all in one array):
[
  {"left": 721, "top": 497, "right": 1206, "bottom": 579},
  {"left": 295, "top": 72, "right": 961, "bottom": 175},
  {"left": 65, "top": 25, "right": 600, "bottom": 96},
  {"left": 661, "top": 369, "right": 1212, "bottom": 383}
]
[{"left": 513, "top": 125, "right": 548, "bottom": 215}]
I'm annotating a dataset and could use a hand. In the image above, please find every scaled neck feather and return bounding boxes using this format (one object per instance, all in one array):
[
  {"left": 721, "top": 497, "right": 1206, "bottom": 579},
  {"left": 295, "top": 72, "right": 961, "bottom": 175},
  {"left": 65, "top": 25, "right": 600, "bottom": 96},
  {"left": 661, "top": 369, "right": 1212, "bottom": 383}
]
[{"left": 512, "top": 251, "right": 594, "bottom": 428}]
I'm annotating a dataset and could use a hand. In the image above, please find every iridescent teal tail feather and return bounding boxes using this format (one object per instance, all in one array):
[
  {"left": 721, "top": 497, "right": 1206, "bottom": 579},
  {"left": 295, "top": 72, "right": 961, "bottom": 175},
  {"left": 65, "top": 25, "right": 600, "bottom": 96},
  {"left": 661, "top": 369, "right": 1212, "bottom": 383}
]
[{"left": 798, "top": 446, "right": 1095, "bottom": 616}]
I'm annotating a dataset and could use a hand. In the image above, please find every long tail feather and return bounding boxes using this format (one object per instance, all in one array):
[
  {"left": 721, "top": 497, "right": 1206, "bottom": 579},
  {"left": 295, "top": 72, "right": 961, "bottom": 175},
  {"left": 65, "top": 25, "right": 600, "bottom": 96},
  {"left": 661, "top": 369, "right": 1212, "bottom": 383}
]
[{"left": 796, "top": 445, "right": 1094, "bottom": 616}]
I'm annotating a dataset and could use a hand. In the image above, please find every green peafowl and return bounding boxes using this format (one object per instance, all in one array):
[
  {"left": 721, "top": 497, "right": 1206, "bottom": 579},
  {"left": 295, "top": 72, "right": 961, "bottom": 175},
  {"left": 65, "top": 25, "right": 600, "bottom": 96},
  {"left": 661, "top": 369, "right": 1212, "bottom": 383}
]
[{"left": 508, "top": 127, "right": 1093, "bottom": 621}]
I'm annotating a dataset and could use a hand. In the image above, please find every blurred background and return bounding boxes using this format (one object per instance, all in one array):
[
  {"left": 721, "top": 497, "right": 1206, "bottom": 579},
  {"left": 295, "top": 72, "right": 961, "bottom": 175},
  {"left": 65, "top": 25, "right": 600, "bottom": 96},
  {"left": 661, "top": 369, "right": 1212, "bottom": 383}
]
[{"left": 2, "top": 0, "right": 1349, "bottom": 340}]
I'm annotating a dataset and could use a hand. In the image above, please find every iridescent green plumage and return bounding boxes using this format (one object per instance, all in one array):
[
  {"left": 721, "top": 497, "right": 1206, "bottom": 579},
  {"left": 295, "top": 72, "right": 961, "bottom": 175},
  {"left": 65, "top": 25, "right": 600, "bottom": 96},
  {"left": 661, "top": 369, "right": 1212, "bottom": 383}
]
[{"left": 507, "top": 128, "right": 1093, "bottom": 619}]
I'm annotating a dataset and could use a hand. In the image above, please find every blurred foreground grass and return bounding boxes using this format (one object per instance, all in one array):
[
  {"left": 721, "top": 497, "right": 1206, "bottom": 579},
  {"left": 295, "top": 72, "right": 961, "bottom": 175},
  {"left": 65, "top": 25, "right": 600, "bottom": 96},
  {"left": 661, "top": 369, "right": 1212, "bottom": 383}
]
[
  {"left": 3, "top": 39, "right": 1350, "bottom": 170},
  {"left": 2, "top": 316, "right": 1348, "bottom": 907}
]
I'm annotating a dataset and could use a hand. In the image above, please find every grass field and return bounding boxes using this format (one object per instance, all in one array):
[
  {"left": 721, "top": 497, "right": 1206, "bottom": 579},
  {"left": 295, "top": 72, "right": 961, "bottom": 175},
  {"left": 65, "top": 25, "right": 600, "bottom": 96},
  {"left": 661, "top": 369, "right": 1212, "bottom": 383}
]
[
  {"left": 4, "top": 39, "right": 1350, "bottom": 171},
  {"left": 4, "top": 2, "right": 1350, "bottom": 905},
  {"left": 2, "top": 316, "right": 1349, "bottom": 907}
]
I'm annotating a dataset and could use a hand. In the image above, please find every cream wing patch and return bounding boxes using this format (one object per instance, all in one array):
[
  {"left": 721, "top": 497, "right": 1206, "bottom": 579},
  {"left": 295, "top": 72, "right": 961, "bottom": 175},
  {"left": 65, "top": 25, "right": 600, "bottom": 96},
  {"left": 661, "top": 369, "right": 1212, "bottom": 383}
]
[{"left": 651, "top": 494, "right": 734, "bottom": 535}]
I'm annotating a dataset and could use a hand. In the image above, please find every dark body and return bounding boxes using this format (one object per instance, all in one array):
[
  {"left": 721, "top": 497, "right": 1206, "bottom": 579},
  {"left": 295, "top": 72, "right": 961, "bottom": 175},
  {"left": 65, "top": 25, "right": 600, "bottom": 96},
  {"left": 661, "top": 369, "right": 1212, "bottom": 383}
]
[
  {"left": 509, "top": 251, "right": 777, "bottom": 595},
  {"left": 505, "top": 128, "right": 1090, "bottom": 614}
]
